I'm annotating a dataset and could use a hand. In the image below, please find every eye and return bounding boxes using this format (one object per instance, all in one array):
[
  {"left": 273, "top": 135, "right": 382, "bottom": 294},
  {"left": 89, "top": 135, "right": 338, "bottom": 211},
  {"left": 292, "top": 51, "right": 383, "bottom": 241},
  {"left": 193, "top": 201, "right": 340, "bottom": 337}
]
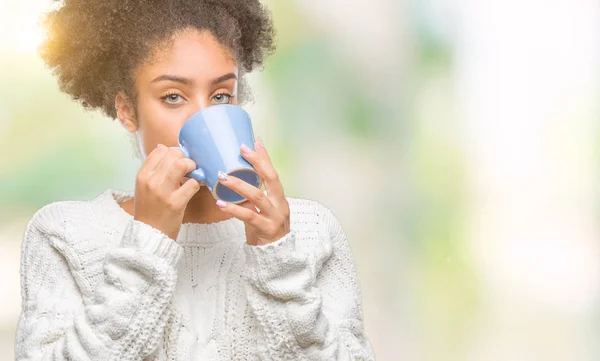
[
  {"left": 162, "top": 93, "right": 185, "bottom": 105},
  {"left": 212, "top": 93, "right": 234, "bottom": 104}
]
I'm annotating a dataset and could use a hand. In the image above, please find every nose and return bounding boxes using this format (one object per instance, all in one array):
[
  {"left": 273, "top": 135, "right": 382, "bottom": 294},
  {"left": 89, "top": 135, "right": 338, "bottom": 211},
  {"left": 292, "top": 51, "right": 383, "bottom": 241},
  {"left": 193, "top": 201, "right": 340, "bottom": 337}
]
[
  {"left": 182, "top": 102, "right": 209, "bottom": 124},
  {"left": 187, "top": 99, "right": 213, "bottom": 118}
]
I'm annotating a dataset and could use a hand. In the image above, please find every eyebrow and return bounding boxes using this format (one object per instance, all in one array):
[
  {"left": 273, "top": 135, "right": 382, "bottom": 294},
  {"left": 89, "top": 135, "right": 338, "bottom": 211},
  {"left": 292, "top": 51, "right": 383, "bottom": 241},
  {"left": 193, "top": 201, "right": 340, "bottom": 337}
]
[
  {"left": 151, "top": 75, "right": 193, "bottom": 85},
  {"left": 211, "top": 72, "right": 237, "bottom": 85},
  {"left": 150, "top": 73, "right": 237, "bottom": 86}
]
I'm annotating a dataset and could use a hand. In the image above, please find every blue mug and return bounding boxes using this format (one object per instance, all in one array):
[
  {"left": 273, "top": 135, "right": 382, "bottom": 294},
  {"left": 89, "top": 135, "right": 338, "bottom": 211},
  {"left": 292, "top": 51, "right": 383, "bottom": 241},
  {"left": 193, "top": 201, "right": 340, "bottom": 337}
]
[{"left": 171, "top": 104, "right": 263, "bottom": 204}]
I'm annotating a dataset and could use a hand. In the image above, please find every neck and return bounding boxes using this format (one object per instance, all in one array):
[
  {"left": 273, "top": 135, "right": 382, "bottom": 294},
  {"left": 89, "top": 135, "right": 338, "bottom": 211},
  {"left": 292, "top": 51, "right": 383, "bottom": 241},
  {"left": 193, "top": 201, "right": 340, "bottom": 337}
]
[{"left": 182, "top": 186, "right": 234, "bottom": 224}]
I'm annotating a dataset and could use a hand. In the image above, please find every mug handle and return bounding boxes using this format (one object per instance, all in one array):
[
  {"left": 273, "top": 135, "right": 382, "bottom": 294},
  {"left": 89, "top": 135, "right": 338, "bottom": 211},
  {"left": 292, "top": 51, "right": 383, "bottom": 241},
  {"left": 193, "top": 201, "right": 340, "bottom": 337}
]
[{"left": 170, "top": 146, "right": 206, "bottom": 183}]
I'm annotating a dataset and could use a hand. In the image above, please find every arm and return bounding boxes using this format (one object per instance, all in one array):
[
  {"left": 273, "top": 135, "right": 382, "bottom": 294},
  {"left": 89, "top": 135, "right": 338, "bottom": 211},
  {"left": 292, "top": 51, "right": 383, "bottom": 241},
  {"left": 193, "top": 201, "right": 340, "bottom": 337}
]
[
  {"left": 16, "top": 205, "right": 182, "bottom": 361},
  {"left": 243, "top": 205, "right": 375, "bottom": 360}
]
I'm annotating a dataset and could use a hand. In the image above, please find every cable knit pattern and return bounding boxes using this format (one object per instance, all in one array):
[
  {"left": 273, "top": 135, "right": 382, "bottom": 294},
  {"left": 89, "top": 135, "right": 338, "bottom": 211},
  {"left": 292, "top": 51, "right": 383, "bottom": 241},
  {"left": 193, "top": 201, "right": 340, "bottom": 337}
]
[{"left": 15, "top": 189, "right": 375, "bottom": 361}]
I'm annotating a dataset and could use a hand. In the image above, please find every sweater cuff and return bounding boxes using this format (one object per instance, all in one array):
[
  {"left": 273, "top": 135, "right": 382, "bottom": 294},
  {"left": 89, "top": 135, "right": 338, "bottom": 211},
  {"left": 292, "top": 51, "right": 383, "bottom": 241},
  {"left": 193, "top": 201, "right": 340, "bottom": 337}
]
[
  {"left": 243, "top": 230, "right": 298, "bottom": 284},
  {"left": 121, "top": 219, "right": 183, "bottom": 266}
]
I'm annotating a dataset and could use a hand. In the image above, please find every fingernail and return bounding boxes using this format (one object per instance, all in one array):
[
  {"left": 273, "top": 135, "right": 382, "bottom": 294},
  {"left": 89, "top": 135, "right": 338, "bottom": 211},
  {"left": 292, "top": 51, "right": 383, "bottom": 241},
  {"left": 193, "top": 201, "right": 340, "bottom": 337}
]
[
  {"left": 257, "top": 137, "right": 264, "bottom": 148},
  {"left": 157, "top": 143, "right": 165, "bottom": 148},
  {"left": 216, "top": 200, "right": 227, "bottom": 208},
  {"left": 240, "top": 143, "right": 252, "bottom": 154},
  {"left": 218, "top": 171, "right": 228, "bottom": 182}
]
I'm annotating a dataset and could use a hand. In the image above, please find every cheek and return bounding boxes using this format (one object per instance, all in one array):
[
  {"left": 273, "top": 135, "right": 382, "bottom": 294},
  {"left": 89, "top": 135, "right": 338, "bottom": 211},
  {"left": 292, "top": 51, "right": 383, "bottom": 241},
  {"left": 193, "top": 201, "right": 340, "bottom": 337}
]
[{"left": 137, "top": 111, "right": 186, "bottom": 156}]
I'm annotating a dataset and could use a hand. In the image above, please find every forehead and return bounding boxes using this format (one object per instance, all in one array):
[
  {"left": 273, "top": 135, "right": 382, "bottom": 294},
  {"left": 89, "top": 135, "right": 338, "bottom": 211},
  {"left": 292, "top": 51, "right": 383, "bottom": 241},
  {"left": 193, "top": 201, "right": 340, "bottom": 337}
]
[{"left": 137, "top": 28, "right": 238, "bottom": 83}]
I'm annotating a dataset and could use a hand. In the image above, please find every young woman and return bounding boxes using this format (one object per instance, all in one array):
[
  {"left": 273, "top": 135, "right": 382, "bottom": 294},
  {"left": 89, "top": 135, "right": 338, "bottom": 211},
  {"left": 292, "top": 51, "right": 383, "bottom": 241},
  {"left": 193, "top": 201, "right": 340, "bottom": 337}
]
[{"left": 15, "top": 1, "right": 375, "bottom": 360}]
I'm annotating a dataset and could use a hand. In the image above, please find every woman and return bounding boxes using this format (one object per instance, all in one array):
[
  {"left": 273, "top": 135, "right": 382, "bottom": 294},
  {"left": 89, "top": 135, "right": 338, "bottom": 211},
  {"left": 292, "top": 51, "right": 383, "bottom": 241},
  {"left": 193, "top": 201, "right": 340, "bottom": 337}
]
[{"left": 16, "top": 0, "right": 375, "bottom": 360}]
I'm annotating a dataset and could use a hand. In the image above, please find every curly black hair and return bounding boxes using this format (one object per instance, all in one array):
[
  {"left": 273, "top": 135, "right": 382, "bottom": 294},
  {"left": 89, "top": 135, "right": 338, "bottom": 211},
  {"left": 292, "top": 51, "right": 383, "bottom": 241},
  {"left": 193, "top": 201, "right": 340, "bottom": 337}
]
[{"left": 40, "top": 0, "right": 276, "bottom": 119}]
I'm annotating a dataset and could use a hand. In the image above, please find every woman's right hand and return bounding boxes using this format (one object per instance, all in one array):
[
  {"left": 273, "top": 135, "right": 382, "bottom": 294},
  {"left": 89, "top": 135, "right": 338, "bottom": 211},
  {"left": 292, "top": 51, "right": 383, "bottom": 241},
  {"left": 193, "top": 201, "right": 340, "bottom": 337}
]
[{"left": 133, "top": 144, "right": 201, "bottom": 240}]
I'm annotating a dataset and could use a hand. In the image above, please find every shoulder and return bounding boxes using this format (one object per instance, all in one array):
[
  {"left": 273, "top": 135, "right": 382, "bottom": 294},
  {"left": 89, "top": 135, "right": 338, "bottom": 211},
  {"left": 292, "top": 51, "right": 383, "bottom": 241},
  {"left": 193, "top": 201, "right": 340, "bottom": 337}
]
[
  {"left": 20, "top": 190, "right": 129, "bottom": 285},
  {"left": 285, "top": 196, "right": 345, "bottom": 239},
  {"left": 26, "top": 200, "right": 86, "bottom": 238},
  {"left": 24, "top": 189, "right": 124, "bottom": 239},
  {"left": 286, "top": 196, "right": 335, "bottom": 220}
]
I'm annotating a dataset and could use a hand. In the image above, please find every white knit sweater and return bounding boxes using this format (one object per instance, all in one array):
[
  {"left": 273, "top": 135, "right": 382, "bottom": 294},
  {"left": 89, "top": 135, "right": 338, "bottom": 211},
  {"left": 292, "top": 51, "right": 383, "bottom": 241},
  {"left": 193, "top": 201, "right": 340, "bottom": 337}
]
[{"left": 15, "top": 189, "right": 374, "bottom": 361}]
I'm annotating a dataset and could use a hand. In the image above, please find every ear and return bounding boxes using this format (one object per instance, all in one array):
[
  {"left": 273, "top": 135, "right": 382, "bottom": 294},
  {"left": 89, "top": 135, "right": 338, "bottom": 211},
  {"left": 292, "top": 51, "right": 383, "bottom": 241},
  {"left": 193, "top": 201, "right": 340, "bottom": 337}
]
[{"left": 115, "top": 92, "right": 138, "bottom": 132}]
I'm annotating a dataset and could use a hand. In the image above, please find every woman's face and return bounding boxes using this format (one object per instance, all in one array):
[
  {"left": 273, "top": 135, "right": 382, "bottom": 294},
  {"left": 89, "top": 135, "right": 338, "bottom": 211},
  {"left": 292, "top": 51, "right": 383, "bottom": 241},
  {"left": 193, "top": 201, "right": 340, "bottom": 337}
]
[{"left": 116, "top": 28, "right": 239, "bottom": 158}]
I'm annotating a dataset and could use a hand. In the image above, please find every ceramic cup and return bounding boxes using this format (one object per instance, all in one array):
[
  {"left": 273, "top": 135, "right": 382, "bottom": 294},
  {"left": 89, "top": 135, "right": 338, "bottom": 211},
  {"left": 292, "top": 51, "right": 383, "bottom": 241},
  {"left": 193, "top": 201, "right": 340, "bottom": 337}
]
[{"left": 170, "top": 104, "right": 262, "bottom": 204}]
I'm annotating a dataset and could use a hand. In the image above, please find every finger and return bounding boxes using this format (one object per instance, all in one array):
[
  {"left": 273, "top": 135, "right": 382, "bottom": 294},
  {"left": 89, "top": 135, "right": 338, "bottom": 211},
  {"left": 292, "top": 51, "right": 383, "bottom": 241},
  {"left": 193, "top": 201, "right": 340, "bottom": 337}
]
[
  {"left": 239, "top": 199, "right": 261, "bottom": 214},
  {"left": 252, "top": 139, "right": 284, "bottom": 197},
  {"left": 165, "top": 158, "right": 197, "bottom": 186},
  {"left": 153, "top": 148, "right": 185, "bottom": 180},
  {"left": 172, "top": 176, "right": 201, "bottom": 207},
  {"left": 140, "top": 144, "right": 169, "bottom": 173},
  {"left": 219, "top": 174, "right": 278, "bottom": 217},
  {"left": 240, "top": 142, "right": 286, "bottom": 202},
  {"left": 255, "top": 137, "right": 272, "bottom": 161},
  {"left": 180, "top": 175, "right": 203, "bottom": 186},
  {"left": 216, "top": 200, "right": 270, "bottom": 229}
]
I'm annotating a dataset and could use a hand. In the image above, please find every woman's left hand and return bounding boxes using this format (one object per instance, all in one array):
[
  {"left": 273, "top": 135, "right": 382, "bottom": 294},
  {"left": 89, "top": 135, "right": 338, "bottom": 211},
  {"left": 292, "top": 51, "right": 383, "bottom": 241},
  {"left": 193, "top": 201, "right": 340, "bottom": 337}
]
[{"left": 215, "top": 138, "right": 291, "bottom": 246}]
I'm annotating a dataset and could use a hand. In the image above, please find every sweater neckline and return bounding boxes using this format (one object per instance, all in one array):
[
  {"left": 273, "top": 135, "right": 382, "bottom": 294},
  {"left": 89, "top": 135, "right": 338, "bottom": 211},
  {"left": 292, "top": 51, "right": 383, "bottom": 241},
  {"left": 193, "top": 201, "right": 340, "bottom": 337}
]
[{"left": 102, "top": 189, "right": 246, "bottom": 245}]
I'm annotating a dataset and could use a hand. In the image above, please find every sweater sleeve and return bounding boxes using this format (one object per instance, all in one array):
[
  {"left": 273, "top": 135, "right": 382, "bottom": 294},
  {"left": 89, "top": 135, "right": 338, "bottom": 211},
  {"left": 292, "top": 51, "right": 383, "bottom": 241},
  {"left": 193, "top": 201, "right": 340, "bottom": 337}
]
[
  {"left": 242, "top": 204, "right": 375, "bottom": 360},
  {"left": 15, "top": 204, "right": 183, "bottom": 361}
]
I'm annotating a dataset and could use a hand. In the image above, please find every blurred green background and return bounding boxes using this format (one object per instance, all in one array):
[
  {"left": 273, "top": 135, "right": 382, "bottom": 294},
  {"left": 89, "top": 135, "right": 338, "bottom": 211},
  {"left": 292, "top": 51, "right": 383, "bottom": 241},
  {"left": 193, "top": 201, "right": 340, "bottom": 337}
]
[{"left": 1, "top": 1, "right": 599, "bottom": 360}]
